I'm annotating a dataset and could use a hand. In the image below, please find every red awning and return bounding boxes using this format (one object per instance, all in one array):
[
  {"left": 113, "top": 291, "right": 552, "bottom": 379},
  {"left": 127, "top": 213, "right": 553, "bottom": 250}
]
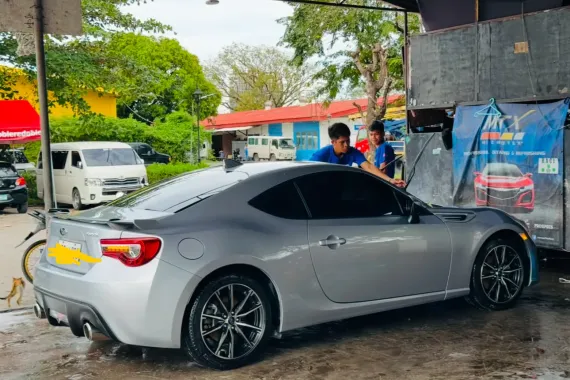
[{"left": 0, "top": 100, "right": 41, "bottom": 144}]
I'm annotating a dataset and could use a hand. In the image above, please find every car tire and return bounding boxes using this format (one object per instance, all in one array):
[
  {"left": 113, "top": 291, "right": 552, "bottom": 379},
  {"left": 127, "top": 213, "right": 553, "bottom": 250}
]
[
  {"left": 466, "top": 238, "right": 526, "bottom": 311},
  {"left": 253, "top": 153, "right": 259, "bottom": 162},
  {"left": 17, "top": 202, "right": 28, "bottom": 214},
  {"left": 182, "top": 274, "right": 273, "bottom": 370},
  {"left": 72, "top": 188, "right": 84, "bottom": 210},
  {"left": 269, "top": 154, "right": 276, "bottom": 161}
]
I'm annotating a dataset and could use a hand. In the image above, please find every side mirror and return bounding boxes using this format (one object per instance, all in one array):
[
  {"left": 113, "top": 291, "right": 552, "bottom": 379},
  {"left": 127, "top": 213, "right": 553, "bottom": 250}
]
[
  {"left": 408, "top": 201, "right": 422, "bottom": 224},
  {"left": 78, "top": 161, "right": 83, "bottom": 169}
]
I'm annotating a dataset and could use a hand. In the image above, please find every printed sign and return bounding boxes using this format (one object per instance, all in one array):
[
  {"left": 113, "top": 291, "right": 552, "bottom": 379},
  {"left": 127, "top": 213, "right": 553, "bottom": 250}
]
[{"left": 452, "top": 100, "right": 568, "bottom": 248}]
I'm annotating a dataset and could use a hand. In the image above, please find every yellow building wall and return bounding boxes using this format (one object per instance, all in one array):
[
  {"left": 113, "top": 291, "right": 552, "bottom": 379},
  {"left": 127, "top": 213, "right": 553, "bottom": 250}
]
[{"left": 1, "top": 68, "right": 117, "bottom": 118}]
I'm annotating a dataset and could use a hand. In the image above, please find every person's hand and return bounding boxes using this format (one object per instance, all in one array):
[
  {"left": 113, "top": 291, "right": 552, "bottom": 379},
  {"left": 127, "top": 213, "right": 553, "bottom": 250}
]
[{"left": 390, "top": 178, "right": 406, "bottom": 188}]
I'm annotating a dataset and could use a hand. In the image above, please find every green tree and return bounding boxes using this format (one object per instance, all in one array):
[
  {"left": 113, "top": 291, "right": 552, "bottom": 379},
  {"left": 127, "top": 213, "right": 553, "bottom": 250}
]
[
  {"left": 279, "top": 2, "right": 420, "bottom": 126},
  {"left": 0, "top": 1, "right": 220, "bottom": 120},
  {"left": 110, "top": 33, "right": 221, "bottom": 123},
  {"left": 206, "top": 43, "right": 316, "bottom": 111}
]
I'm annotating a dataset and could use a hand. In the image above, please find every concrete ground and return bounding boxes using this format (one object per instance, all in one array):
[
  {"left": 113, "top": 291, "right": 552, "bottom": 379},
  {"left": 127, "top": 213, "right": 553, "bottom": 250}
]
[
  {"left": 0, "top": 208, "right": 44, "bottom": 312},
  {"left": 0, "top": 257, "right": 569, "bottom": 379}
]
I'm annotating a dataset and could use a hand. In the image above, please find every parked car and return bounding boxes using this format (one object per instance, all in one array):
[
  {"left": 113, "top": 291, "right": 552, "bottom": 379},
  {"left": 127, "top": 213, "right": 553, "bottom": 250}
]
[
  {"left": 0, "top": 148, "right": 36, "bottom": 174},
  {"left": 36, "top": 142, "right": 148, "bottom": 210},
  {"left": 128, "top": 143, "right": 171, "bottom": 165},
  {"left": 33, "top": 161, "right": 538, "bottom": 370},
  {"left": 247, "top": 136, "right": 296, "bottom": 161},
  {"left": 474, "top": 163, "right": 535, "bottom": 213},
  {"left": 0, "top": 161, "right": 28, "bottom": 213}
]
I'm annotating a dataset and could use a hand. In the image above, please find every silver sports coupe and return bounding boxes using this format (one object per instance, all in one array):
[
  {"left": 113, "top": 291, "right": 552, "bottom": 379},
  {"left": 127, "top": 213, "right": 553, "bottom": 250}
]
[{"left": 32, "top": 160, "right": 539, "bottom": 370}]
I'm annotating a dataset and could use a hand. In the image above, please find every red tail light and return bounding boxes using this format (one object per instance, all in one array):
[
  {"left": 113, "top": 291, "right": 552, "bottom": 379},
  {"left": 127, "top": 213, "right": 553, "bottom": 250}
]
[
  {"left": 100, "top": 238, "right": 162, "bottom": 267},
  {"left": 16, "top": 177, "right": 26, "bottom": 186}
]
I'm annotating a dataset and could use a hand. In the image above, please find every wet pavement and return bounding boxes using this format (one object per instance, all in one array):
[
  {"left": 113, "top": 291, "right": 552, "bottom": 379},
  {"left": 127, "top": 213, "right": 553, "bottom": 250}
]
[{"left": 0, "top": 260, "right": 569, "bottom": 380}]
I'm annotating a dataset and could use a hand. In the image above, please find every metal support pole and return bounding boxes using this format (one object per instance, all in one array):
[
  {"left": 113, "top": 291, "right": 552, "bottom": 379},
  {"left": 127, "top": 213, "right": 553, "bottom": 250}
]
[
  {"left": 197, "top": 99, "right": 201, "bottom": 164},
  {"left": 34, "top": 0, "right": 54, "bottom": 211}
]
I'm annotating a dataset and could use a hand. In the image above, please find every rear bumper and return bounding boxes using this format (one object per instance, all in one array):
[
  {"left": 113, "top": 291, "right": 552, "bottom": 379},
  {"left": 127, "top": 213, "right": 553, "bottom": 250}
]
[
  {"left": 33, "top": 254, "right": 202, "bottom": 348},
  {"left": 34, "top": 286, "right": 118, "bottom": 340},
  {"left": 0, "top": 187, "right": 28, "bottom": 205}
]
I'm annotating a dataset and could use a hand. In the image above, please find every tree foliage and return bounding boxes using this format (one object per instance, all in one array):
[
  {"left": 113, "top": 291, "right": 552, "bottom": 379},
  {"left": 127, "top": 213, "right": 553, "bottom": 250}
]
[
  {"left": 206, "top": 43, "right": 316, "bottom": 112},
  {"left": 23, "top": 113, "right": 210, "bottom": 165},
  {"left": 279, "top": 1, "right": 420, "bottom": 125},
  {"left": 0, "top": 0, "right": 220, "bottom": 120}
]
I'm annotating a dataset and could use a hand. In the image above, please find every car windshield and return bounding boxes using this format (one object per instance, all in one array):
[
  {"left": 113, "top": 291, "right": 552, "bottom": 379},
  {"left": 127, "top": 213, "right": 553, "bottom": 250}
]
[
  {"left": 82, "top": 148, "right": 139, "bottom": 167},
  {"left": 483, "top": 164, "right": 523, "bottom": 177},
  {"left": 0, "top": 150, "right": 29, "bottom": 164},
  {"left": 279, "top": 139, "right": 295, "bottom": 149},
  {"left": 0, "top": 164, "right": 17, "bottom": 177}
]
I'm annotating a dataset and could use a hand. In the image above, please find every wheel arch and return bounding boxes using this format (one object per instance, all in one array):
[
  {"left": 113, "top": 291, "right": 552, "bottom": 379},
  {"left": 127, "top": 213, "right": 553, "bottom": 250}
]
[
  {"left": 180, "top": 263, "right": 283, "bottom": 346},
  {"left": 474, "top": 228, "right": 530, "bottom": 285}
]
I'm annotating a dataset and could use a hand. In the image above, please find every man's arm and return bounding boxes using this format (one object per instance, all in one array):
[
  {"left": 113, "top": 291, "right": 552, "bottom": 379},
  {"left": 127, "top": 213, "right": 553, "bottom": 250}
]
[{"left": 361, "top": 161, "right": 405, "bottom": 186}]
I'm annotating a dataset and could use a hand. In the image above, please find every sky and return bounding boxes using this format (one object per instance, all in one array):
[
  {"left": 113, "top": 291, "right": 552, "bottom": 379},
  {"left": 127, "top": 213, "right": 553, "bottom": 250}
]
[{"left": 126, "top": 0, "right": 294, "bottom": 63}]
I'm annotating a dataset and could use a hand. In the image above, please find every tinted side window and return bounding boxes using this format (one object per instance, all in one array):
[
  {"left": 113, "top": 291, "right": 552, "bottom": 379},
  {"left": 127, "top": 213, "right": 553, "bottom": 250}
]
[
  {"left": 71, "top": 151, "right": 82, "bottom": 168},
  {"left": 52, "top": 151, "right": 69, "bottom": 170},
  {"left": 249, "top": 180, "right": 308, "bottom": 220},
  {"left": 262, "top": 139, "right": 268, "bottom": 146},
  {"left": 296, "top": 171, "right": 401, "bottom": 219}
]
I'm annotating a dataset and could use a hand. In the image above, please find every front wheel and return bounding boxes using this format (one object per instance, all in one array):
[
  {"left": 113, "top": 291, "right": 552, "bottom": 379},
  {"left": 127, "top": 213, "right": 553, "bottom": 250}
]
[
  {"left": 22, "top": 239, "right": 46, "bottom": 284},
  {"left": 466, "top": 238, "right": 526, "bottom": 311},
  {"left": 253, "top": 153, "right": 260, "bottom": 162},
  {"left": 183, "top": 274, "right": 273, "bottom": 370},
  {"left": 72, "top": 188, "right": 83, "bottom": 210}
]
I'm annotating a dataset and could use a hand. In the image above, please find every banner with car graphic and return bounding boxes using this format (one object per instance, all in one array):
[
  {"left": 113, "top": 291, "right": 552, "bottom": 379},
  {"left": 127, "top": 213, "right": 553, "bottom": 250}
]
[{"left": 452, "top": 100, "right": 569, "bottom": 248}]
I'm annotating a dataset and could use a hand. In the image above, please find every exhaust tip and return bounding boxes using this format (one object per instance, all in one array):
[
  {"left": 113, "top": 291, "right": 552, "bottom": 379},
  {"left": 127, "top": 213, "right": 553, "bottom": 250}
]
[
  {"left": 33, "top": 304, "right": 46, "bottom": 319},
  {"left": 83, "top": 322, "right": 109, "bottom": 342}
]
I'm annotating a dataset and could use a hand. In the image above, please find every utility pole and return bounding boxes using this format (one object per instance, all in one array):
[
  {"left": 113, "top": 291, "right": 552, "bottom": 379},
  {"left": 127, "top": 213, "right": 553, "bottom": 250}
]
[
  {"left": 34, "top": 0, "right": 55, "bottom": 210},
  {"left": 193, "top": 89, "right": 203, "bottom": 164}
]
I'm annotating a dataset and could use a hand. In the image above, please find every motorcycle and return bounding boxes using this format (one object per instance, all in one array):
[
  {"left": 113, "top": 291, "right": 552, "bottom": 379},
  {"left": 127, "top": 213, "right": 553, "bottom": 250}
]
[{"left": 17, "top": 208, "right": 69, "bottom": 284}]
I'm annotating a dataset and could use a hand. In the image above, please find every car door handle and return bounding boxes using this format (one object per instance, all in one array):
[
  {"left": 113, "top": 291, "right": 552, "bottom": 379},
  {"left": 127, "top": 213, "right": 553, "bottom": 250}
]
[{"left": 319, "top": 235, "right": 346, "bottom": 249}]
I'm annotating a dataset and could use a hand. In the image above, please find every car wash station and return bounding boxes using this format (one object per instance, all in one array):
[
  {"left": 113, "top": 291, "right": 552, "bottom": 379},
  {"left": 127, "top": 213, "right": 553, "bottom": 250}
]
[{"left": 385, "top": 0, "right": 570, "bottom": 252}]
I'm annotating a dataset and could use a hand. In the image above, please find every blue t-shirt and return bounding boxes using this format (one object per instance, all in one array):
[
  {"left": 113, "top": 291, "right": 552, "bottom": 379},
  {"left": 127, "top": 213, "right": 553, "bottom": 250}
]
[
  {"left": 374, "top": 142, "right": 396, "bottom": 178},
  {"left": 310, "top": 145, "right": 367, "bottom": 166}
]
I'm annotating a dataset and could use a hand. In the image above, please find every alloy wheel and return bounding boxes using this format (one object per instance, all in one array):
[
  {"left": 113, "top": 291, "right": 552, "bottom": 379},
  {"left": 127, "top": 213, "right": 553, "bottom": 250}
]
[
  {"left": 480, "top": 245, "right": 524, "bottom": 304},
  {"left": 200, "top": 283, "right": 266, "bottom": 360}
]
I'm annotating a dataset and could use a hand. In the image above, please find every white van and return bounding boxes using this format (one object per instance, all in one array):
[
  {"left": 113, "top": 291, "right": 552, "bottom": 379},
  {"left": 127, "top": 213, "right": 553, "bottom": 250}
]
[
  {"left": 247, "top": 136, "right": 296, "bottom": 161},
  {"left": 36, "top": 142, "right": 148, "bottom": 210}
]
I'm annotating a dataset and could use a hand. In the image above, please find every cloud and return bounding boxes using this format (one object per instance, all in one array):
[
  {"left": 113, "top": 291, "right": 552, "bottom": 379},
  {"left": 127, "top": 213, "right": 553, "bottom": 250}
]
[{"left": 126, "top": 0, "right": 294, "bottom": 61}]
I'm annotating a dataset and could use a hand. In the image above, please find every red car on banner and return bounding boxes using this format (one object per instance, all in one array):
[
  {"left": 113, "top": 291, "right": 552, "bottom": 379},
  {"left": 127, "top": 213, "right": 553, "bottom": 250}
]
[{"left": 474, "top": 163, "right": 535, "bottom": 213}]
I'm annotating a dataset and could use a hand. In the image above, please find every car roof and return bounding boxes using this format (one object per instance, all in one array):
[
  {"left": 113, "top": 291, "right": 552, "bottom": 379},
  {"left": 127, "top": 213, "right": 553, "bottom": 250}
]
[
  {"left": 50, "top": 141, "right": 133, "bottom": 150},
  {"left": 231, "top": 161, "right": 327, "bottom": 176}
]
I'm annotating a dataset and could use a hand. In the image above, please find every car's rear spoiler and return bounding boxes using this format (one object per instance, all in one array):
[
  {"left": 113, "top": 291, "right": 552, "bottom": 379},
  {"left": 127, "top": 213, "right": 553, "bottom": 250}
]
[{"left": 51, "top": 211, "right": 164, "bottom": 231}]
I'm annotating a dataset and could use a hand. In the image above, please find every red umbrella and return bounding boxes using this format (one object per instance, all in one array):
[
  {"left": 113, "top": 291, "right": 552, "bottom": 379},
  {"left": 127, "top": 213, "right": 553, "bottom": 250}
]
[{"left": 0, "top": 100, "right": 41, "bottom": 144}]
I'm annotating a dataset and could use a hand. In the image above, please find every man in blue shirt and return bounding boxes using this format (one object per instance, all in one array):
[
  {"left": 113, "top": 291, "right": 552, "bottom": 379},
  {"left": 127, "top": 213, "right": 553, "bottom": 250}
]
[
  {"left": 369, "top": 120, "right": 396, "bottom": 179},
  {"left": 310, "top": 122, "right": 405, "bottom": 187}
]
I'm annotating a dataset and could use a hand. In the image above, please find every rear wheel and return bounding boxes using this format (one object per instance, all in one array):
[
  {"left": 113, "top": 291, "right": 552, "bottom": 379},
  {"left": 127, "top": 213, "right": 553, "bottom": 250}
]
[
  {"left": 21, "top": 239, "right": 46, "bottom": 284},
  {"left": 183, "top": 274, "right": 273, "bottom": 370},
  {"left": 269, "top": 154, "right": 276, "bottom": 161},
  {"left": 17, "top": 202, "right": 28, "bottom": 214},
  {"left": 253, "top": 153, "right": 259, "bottom": 162},
  {"left": 72, "top": 188, "right": 83, "bottom": 210},
  {"left": 466, "top": 238, "right": 525, "bottom": 311}
]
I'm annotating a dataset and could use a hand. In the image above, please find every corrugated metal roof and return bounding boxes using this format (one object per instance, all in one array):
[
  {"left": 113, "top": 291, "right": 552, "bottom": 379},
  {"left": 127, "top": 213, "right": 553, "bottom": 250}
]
[{"left": 203, "top": 95, "right": 403, "bottom": 130}]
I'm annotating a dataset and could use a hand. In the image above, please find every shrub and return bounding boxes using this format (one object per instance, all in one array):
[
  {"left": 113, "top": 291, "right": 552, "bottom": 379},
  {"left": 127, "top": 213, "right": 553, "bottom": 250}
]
[
  {"left": 146, "top": 162, "right": 209, "bottom": 184},
  {"left": 22, "top": 171, "right": 42, "bottom": 206}
]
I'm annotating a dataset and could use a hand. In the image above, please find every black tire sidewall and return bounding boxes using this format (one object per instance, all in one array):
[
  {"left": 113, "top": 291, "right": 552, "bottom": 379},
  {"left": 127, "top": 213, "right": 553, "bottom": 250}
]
[
  {"left": 183, "top": 274, "right": 273, "bottom": 370},
  {"left": 72, "top": 189, "right": 82, "bottom": 210},
  {"left": 470, "top": 238, "right": 525, "bottom": 311},
  {"left": 17, "top": 202, "right": 28, "bottom": 214}
]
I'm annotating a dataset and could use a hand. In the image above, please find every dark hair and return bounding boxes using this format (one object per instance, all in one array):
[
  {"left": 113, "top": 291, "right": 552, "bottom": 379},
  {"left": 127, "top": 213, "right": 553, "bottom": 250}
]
[
  {"left": 369, "top": 120, "right": 385, "bottom": 133},
  {"left": 328, "top": 123, "right": 351, "bottom": 140}
]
